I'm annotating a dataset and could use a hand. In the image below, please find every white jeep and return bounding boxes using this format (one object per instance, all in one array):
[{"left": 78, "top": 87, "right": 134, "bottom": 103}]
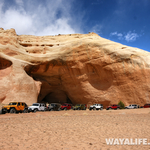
[
  {"left": 89, "top": 104, "right": 103, "bottom": 110},
  {"left": 28, "top": 103, "right": 47, "bottom": 112},
  {"left": 125, "top": 104, "right": 139, "bottom": 109}
]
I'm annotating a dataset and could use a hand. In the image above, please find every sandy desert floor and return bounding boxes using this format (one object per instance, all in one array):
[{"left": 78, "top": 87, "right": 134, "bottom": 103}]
[{"left": 0, "top": 108, "right": 150, "bottom": 150}]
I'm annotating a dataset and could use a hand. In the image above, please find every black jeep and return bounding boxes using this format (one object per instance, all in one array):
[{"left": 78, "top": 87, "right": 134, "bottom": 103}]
[{"left": 48, "top": 103, "right": 61, "bottom": 111}]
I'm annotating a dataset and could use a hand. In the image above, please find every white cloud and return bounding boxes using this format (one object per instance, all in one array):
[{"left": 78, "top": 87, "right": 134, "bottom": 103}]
[
  {"left": 37, "top": 18, "right": 75, "bottom": 35},
  {"left": 90, "top": 24, "right": 103, "bottom": 34},
  {"left": 1, "top": 9, "right": 34, "bottom": 34},
  {"left": 124, "top": 31, "right": 139, "bottom": 42},
  {"left": 110, "top": 32, "right": 117, "bottom": 36},
  {"left": 0, "top": 0, "right": 82, "bottom": 35},
  {"left": 110, "top": 31, "right": 123, "bottom": 40},
  {"left": 15, "top": 0, "right": 23, "bottom": 7},
  {"left": 110, "top": 31, "right": 139, "bottom": 42}
]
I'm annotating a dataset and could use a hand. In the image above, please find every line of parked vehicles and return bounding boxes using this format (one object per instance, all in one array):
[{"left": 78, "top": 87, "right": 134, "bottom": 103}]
[
  {"left": 0, "top": 102, "right": 86, "bottom": 114},
  {"left": 0, "top": 102, "right": 150, "bottom": 114}
]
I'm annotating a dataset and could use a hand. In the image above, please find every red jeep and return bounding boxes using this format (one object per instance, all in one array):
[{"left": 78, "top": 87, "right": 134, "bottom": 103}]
[
  {"left": 141, "top": 104, "right": 150, "bottom": 108},
  {"left": 60, "top": 103, "right": 72, "bottom": 110},
  {"left": 106, "top": 104, "right": 120, "bottom": 110}
]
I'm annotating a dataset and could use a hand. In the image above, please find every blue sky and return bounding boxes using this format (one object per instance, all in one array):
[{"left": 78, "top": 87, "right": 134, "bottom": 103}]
[{"left": 0, "top": 0, "right": 150, "bottom": 52}]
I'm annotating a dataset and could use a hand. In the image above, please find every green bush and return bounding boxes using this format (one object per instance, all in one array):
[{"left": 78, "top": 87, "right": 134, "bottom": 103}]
[{"left": 118, "top": 101, "right": 125, "bottom": 109}]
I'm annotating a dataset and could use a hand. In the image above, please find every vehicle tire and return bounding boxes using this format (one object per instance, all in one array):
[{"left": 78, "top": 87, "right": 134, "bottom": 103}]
[
  {"left": 0, "top": 109, "right": 6, "bottom": 114},
  {"left": 10, "top": 108, "right": 16, "bottom": 114},
  {"left": 28, "top": 109, "right": 32, "bottom": 113},
  {"left": 43, "top": 108, "right": 47, "bottom": 111},
  {"left": 33, "top": 109, "right": 38, "bottom": 113},
  {"left": 23, "top": 109, "right": 28, "bottom": 113},
  {"left": 0, "top": 109, "right": 3, "bottom": 114}
]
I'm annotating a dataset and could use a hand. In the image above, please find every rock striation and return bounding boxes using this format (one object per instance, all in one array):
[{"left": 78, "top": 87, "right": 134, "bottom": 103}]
[{"left": 0, "top": 28, "right": 150, "bottom": 107}]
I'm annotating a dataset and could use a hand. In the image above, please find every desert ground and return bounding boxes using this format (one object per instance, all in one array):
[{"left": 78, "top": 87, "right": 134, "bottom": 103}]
[{"left": 0, "top": 108, "right": 150, "bottom": 150}]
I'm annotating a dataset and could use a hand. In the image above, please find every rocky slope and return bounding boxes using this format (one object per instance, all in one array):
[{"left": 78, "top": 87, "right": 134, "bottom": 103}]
[{"left": 0, "top": 28, "right": 150, "bottom": 107}]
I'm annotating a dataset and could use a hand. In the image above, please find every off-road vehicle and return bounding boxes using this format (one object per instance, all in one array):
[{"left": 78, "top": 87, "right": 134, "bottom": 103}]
[
  {"left": 1, "top": 102, "right": 28, "bottom": 114},
  {"left": 48, "top": 103, "right": 61, "bottom": 111},
  {"left": 59, "top": 103, "right": 72, "bottom": 110},
  {"left": 28, "top": 103, "right": 47, "bottom": 112},
  {"left": 106, "top": 104, "right": 120, "bottom": 110},
  {"left": 141, "top": 104, "right": 150, "bottom": 108},
  {"left": 73, "top": 104, "right": 87, "bottom": 110},
  {"left": 89, "top": 104, "right": 103, "bottom": 110},
  {"left": 125, "top": 104, "right": 139, "bottom": 109}
]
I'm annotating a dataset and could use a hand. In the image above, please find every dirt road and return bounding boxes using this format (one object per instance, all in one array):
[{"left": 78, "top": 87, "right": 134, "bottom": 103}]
[{"left": 0, "top": 109, "right": 150, "bottom": 150}]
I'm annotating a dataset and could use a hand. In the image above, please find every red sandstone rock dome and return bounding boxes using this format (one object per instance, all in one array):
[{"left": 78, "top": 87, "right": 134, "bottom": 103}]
[{"left": 0, "top": 28, "right": 150, "bottom": 108}]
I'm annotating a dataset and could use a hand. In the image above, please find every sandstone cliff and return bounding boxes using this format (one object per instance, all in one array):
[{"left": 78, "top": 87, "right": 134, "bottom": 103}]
[{"left": 0, "top": 28, "right": 150, "bottom": 107}]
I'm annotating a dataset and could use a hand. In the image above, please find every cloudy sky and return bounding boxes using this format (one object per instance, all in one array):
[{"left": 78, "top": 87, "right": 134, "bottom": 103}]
[{"left": 0, "top": 0, "right": 150, "bottom": 52}]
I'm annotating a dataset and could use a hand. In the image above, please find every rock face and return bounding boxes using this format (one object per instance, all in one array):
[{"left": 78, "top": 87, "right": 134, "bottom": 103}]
[{"left": 0, "top": 28, "right": 150, "bottom": 107}]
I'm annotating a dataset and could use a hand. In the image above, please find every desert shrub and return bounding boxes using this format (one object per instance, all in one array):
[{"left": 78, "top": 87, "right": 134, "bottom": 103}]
[{"left": 118, "top": 101, "right": 125, "bottom": 109}]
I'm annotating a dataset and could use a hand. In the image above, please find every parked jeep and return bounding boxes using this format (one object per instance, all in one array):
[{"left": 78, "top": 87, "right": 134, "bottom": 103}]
[
  {"left": 59, "top": 103, "right": 72, "bottom": 110},
  {"left": 48, "top": 103, "right": 61, "bottom": 111},
  {"left": 141, "top": 104, "right": 150, "bottom": 108},
  {"left": 106, "top": 104, "right": 120, "bottom": 110},
  {"left": 73, "top": 104, "right": 87, "bottom": 110},
  {"left": 28, "top": 103, "right": 47, "bottom": 112},
  {"left": 125, "top": 104, "right": 139, "bottom": 109},
  {"left": 89, "top": 104, "right": 103, "bottom": 110},
  {"left": 1, "top": 102, "right": 28, "bottom": 114}
]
